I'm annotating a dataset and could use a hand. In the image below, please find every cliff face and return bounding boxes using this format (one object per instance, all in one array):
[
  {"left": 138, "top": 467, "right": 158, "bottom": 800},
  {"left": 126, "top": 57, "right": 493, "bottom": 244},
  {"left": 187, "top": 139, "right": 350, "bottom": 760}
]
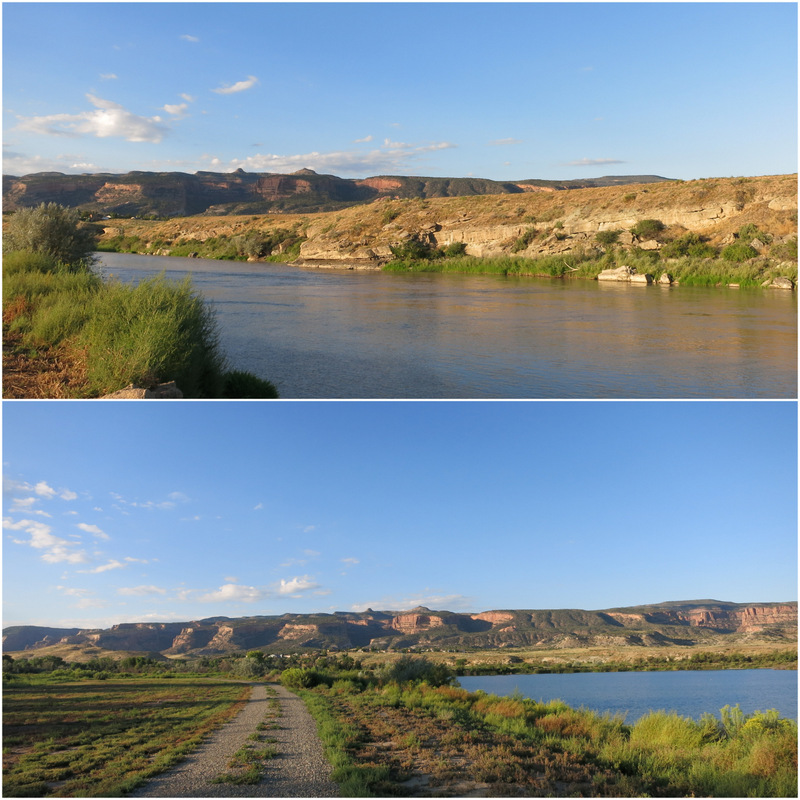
[
  {"left": 1, "top": 169, "right": 672, "bottom": 218},
  {"left": 3, "top": 601, "right": 796, "bottom": 658}
]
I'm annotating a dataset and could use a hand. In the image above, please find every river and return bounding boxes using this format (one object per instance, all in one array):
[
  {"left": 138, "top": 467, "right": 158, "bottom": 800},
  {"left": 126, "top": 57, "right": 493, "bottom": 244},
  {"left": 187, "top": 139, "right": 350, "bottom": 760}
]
[
  {"left": 95, "top": 253, "right": 797, "bottom": 399},
  {"left": 457, "top": 669, "right": 798, "bottom": 722}
]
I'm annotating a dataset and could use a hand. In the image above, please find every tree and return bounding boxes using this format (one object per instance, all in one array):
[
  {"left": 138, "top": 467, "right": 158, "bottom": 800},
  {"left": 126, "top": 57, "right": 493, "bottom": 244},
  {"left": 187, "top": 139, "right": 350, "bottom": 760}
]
[{"left": 3, "top": 202, "right": 98, "bottom": 265}]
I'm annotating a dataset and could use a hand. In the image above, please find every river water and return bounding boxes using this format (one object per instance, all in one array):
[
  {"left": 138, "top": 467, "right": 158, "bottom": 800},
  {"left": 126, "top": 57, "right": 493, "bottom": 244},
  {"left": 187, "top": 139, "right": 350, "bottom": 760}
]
[
  {"left": 458, "top": 669, "right": 798, "bottom": 722},
  {"left": 95, "top": 253, "right": 797, "bottom": 399}
]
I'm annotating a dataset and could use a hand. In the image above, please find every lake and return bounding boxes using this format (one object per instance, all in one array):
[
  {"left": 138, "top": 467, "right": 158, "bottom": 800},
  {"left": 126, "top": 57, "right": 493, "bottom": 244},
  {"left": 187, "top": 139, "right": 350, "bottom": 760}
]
[
  {"left": 96, "top": 253, "right": 797, "bottom": 399},
  {"left": 458, "top": 669, "right": 798, "bottom": 722}
]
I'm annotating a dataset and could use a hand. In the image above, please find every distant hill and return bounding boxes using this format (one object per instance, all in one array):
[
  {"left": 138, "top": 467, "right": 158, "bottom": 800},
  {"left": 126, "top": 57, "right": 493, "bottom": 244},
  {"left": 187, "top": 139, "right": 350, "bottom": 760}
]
[
  {"left": 3, "top": 601, "right": 795, "bottom": 659},
  {"left": 1, "top": 168, "right": 674, "bottom": 218}
]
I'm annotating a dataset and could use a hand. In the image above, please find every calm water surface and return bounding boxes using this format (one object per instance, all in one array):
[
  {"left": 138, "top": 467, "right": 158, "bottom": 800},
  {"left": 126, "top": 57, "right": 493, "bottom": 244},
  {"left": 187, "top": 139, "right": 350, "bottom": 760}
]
[
  {"left": 458, "top": 670, "right": 798, "bottom": 722},
  {"left": 96, "top": 253, "right": 797, "bottom": 398}
]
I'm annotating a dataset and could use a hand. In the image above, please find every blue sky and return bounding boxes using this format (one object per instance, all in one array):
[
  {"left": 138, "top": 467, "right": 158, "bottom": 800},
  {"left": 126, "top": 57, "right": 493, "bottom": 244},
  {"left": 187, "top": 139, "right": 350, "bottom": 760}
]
[
  {"left": 3, "top": 2, "right": 797, "bottom": 181},
  {"left": 3, "top": 401, "right": 796, "bottom": 629}
]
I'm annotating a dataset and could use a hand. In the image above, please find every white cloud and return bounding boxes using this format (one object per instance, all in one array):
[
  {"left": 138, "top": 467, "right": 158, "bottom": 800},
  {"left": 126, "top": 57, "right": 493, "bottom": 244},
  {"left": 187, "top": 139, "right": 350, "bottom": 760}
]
[
  {"left": 254, "top": 503, "right": 263, "bottom": 511},
  {"left": 79, "top": 559, "right": 125, "bottom": 574},
  {"left": 76, "top": 523, "right": 109, "bottom": 540},
  {"left": 351, "top": 593, "right": 473, "bottom": 612},
  {"left": 34, "top": 481, "right": 57, "bottom": 498},
  {"left": 118, "top": 585, "right": 167, "bottom": 596},
  {"left": 100, "top": 73, "right": 118, "bottom": 80},
  {"left": 207, "top": 138, "right": 456, "bottom": 177},
  {"left": 354, "top": 135, "right": 373, "bottom": 143},
  {"left": 4, "top": 517, "right": 88, "bottom": 564},
  {"left": 181, "top": 34, "right": 199, "bottom": 42},
  {"left": 212, "top": 75, "right": 259, "bottom": 95},
  {"left": 180, "top": 93, "right": 195, "bottom": 103},
  {"left": 488, "top": 138, "right": 523, "bottom": 146},
  {"left": 11, "top": 497, "right": 37, "bottom": 509},
  {"left": 277, "top": 575, "right": 320, "bottom": 595},
  {"left": 565, "top": 158, "right": 625, "bottom": 167},
  {"left": 16, "top": 94, "right": 168, "bottom": 143},
  {"left": 60, "top": 490, "right": 78, "bottom": 501},
  {"left": 162, "top": 103, "right": 189, "bottom": 118},
  {"left": 199, "top": 583, "right": 263, "bottom": 603},
  {"left": 124, "top": 556, "right": 151, "bottom": 564},
  {"left": 341, "top": 557, "right": 360, "bottom": 565}
]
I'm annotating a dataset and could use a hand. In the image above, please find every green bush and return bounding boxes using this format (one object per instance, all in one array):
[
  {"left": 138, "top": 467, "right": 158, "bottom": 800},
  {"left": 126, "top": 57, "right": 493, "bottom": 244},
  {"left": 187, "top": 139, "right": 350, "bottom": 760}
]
[
  {"left": 3, "top": 203, "right": 98, "bottom": 265},
  {"left": 631, "top": 219, "right": 666, "bottom": 240},
  {"left": 378, "top": 656, "right": 454, "bottom": 687},
  {"left": 511, "top": 226, "right": 539, "bottom": 253},
  {"left": 595, "top": 230, "right": 621, "bottom": 246},
  {"left": 443, "top": 241, "right": 468, "bottom": 257},
  {"left": 722, "top": 242, "right": 758, "bottom": 262},
  {"left": 221, "top": 369, "right": 279, "bottom": 399},
  {"left": 80, "top": 275, "right": 225, "bottom": 397},
  {"left": 661, "top": 232, "right": 717, "bottom": 259},
  {"left": 389, "top": 236, "right": 440, "bottom": 261},
  {"left": 280, "top": 667, "right": 330, "bottom": 690}
]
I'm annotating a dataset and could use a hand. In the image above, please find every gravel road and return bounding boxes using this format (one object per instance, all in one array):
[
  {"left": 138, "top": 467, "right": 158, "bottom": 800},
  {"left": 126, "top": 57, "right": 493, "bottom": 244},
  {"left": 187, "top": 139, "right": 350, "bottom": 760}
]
[{"left": 131, "top": 683, "right": 339, "bottom": 797}]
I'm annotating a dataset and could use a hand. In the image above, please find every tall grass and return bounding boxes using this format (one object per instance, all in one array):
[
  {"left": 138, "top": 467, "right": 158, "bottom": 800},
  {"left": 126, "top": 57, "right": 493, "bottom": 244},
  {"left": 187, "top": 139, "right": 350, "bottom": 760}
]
[
  {"left": 80, "top": 275, "right": 224, "bottom": 397},
  {"left": 3, "top": 249, "right": 279, "bottom": 398}
]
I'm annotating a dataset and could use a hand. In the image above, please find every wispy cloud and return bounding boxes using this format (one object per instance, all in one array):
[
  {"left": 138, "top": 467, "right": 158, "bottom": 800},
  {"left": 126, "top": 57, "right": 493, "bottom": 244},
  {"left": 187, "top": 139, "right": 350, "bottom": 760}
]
[
  {"left": 212, "top": 75, "right": 259, "bottom": 95},
  {"left": 76, "top": 522, "right": 109, "bottom": 540},
  {"left": 354, "top": 135, "right": 373, "bottom": 143},
  {"left": 100, "top": 73, "right": 118, "bottom": 80},
  {"left": 341, "top": 557, "right": 360, "bottom": 565},
  {"left": 207, "top": 139, "right": 456, "bottom": 177},
  {"left": 118, "top": 585, "right": 167, "bottom": 596},
  {"left": 488, "top": 138, "right": 523, "bottom": 146},
  {"left": 79, "top": 559, "right": 125, "bottom": 574},
  {"left": 564, "top": 157, "right": 625, "bottom": 167},
  {"left": 162, "top": 103, "right": 189, "bottom": 118},
  {"left": 4, "top": 517, "right": 88, "bottom": 564},
  {"left": 352, "top": 592, "right": 473, "bottom": 612},
  {"left": 181, "top": 34, "right": 199, "bottom": 43}
]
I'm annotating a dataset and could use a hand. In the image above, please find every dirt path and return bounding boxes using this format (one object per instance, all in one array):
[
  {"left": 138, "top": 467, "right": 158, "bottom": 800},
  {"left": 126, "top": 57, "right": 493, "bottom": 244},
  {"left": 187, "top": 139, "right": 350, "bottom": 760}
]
[{"left": 131, "top": 683, "right": 339, "bottom": 797}]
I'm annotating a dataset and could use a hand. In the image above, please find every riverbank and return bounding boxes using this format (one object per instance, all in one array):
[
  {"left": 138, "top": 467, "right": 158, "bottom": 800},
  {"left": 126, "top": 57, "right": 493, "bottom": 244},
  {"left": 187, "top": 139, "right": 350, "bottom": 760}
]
[
  {"left": 2, "top": 250, "right": 279, "bottom": 399},
  {"left": 95, "top": 173, "right": 797, "bottom": 289}
]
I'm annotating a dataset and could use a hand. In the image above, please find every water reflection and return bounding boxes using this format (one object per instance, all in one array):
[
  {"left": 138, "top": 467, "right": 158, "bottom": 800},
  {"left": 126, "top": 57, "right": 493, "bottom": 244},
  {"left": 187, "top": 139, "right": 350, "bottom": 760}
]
[{"left": 96, "top": 253, "right": 797, "bottom": 399}]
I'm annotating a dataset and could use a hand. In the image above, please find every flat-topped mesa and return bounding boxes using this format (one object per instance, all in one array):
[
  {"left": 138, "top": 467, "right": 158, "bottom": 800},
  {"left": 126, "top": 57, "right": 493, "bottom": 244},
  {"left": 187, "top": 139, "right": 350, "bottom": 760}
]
[
  {"left": 391, "top": 613, "right": 445, "bottom": 634},
  {"left": 470, "top": 611, "right": 515, "bottom": 625}
]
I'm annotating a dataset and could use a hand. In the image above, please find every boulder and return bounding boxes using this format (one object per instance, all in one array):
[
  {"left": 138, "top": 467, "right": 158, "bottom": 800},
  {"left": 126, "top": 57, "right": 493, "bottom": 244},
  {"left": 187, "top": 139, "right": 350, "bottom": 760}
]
[
  {"left": 658, "top": 272, "right": 673, "bottom": 285},
  {"left": 766, "top": 276, "right": 795, "bottom": 290},
  {"left": 101, "top": 381, "right": 183, "bottom": 399},
  {"left": 630, "top": 273, "right": 654, "bottom": 285},
  {"left": 597, "top": 265, "right": 636, "bottom": 282},
  {"left": 638, "top": 239, "right": 661, "bottom": 250}
]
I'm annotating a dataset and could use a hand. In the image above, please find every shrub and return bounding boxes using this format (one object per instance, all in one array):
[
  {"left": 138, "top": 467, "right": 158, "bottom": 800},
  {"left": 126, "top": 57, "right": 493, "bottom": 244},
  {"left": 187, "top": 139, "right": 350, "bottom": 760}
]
[
  {"left": 221, "top": 369, "right": 279, "bottom": 399},
  {"left": 661, "top": 232, "right": 717, "bottom": 259},
  {"left": 631, "top": 219, "right": 666, "bottom": 240},
  {"left": 443, "top": 241, "right": 468, "bottom": 257},
  {"left": 389, "top": 236, "right": 440, "bottom": 261},
  {"left": 3, "top": 203, "right": 98, "bottom": 265},
  {"left": 80, "top": 275, "right": 225, "bottom": 397},
  {"left": 511, "top": 226, "right": 539, "bottom": 252},
  {"left": 770, "top": 236, "right": 797, "bottom": 260},
  {"left": 722, "top": 242, "right": 758, "bottom": 262},
  {"left": 595, "top": 230, "right": 621, "bottom": 246},
  {"left": 280, "top": 667, "right": 329, "bottom": 690},
  {"left": 378, "top": 656, "right": 453, "bottom": 687}
]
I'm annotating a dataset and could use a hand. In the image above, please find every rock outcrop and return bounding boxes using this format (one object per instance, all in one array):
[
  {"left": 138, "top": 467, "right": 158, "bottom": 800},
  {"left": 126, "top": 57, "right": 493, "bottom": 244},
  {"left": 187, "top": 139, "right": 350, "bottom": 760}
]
[{"left": 4, "top": 601, "right": 796, "bottom": 658}]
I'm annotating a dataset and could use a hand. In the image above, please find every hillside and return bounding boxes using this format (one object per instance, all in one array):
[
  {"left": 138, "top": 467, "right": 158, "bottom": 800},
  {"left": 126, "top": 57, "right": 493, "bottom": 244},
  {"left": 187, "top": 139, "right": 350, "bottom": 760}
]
[
  {"left": 92, "top": 173, "right": 797, "bottom": 269},
  {"left": 3, "top": 601, "right": 796, "bottom": 660},
  {"left": 2, "top": 168, "right": 672, "bottom": 217}
]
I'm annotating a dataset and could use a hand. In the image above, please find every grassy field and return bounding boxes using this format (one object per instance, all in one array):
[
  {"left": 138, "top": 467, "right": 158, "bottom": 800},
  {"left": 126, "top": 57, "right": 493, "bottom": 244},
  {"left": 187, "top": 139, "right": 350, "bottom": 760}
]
[
  {"left": 2, "top": 678, "right": 250, "bottom": 797},
  {"left": 298, "top": 678, "right": 798, "bottom": 797}
]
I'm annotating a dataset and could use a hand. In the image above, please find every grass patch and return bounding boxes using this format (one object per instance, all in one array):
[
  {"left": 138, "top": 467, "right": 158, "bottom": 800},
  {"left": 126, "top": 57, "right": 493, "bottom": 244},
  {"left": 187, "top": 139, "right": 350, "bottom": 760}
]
[{"left": 2, "top": 678, "right": 250, "bottom": 797}]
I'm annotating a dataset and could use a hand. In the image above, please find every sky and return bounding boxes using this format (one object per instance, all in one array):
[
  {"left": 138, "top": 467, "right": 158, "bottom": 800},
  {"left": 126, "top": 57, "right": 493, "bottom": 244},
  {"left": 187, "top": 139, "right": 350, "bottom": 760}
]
[
  {"left": 2, "top": 1, "right": 797, "bottom": 181},
  {"left": 2, "top": 400, "right": 796, "bottom": 630}
]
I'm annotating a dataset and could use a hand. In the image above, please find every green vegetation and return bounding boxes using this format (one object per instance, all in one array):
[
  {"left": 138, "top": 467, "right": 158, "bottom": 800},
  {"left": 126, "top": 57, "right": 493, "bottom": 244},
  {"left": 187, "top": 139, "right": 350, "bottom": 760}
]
[
  {"left": 596, "top": 229, "right": 622, "bottom": 246},
  {"left": 2, "top": 679, "right": 249, "bottom": 797},
  {"left": 3, "top": 204, "right": 280, "bottom": 397},
  {"left": 631, "top": 218, "right": 667, "bottom": 240},
  {"left": 3, "top": 203, "right": 99, "bottom": 266},
  {"left": 293, "top": 657, "right": 797, "bottom": 797}
]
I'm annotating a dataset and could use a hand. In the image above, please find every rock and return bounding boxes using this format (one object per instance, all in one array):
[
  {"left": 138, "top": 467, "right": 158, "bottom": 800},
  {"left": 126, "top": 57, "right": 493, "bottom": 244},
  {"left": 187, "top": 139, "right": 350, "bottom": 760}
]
[
  {"left": 767, "top": 276, "right": 795, "bottom": 290},
  {"left": 597, "top": 265, "right": 636, "bottom": 281},
  {"left": 617, "top": 231, "right": 635, "bottom": 245},
  {"left": 658, "top": 272, "right": 673, "bottom": 285},
  {"left": 721, "top": 233, "right": 737, "bottom": 244},
  {"left": 630, "top": 273, "right": 654, "bottom": 284},
  {"left": 101, "top": 381, "right": 183, "bottom": 399},
  {"left": 638, "top": 239, "right": 660, "bottom": 250}
]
